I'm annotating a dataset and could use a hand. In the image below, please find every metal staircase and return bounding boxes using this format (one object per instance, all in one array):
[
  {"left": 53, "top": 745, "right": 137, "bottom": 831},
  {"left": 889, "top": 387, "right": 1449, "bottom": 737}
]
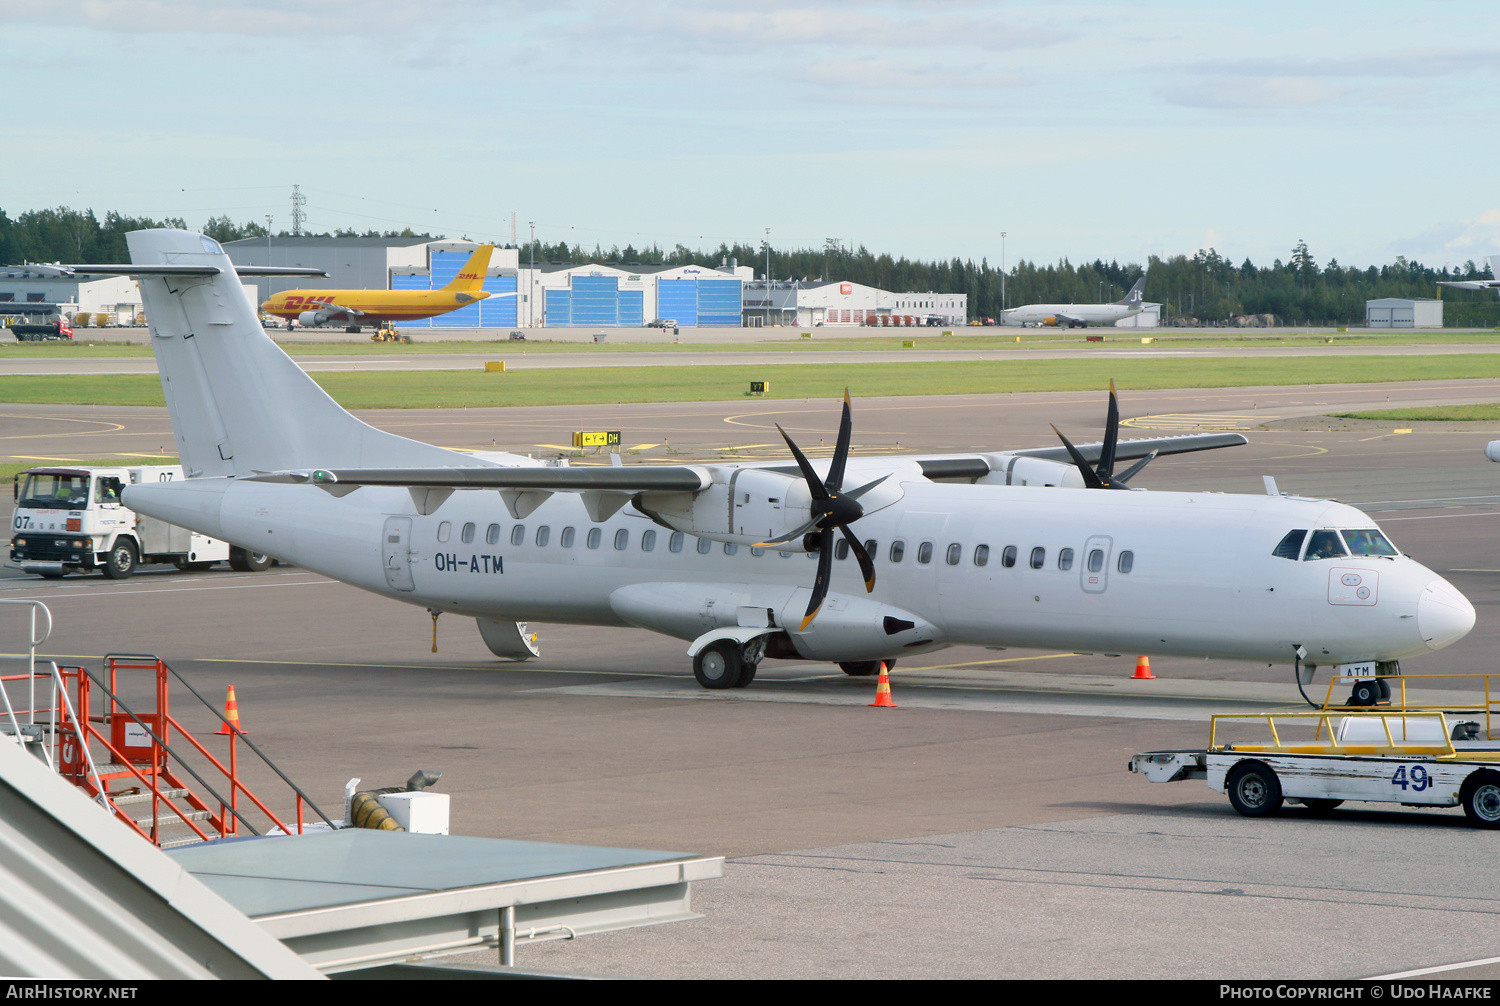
[{"left": 0, "top": 601, "right": 334, "bottom": 848}]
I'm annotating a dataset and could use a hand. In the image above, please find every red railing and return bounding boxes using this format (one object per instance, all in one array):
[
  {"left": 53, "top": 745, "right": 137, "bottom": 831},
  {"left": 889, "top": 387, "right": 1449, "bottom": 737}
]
[{"left": 43, "top": 654, "right": 332, "bottom": 846}]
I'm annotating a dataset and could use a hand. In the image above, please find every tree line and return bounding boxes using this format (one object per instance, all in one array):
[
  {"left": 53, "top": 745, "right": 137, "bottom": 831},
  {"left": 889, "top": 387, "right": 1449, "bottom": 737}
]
[{"left": 4, "top": 207, "right": 1495, "bottom": 326}]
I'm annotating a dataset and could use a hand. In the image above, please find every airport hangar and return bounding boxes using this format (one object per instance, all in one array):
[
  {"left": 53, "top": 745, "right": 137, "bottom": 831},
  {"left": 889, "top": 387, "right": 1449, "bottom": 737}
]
[{"left": 222, "top": 235, "right": 970, "bottom": 329}]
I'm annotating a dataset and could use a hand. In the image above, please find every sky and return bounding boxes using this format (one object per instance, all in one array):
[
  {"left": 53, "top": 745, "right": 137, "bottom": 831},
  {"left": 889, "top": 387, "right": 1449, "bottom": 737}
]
[{"left": 2, "top": 0, "right": 1498, "bottom": 272}]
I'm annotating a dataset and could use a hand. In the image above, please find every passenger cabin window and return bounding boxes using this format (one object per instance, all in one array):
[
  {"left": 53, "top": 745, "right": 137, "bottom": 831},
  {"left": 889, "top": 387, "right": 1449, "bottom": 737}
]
[
  {"left": 974, "top": 544, "right": 990, "bottom": 567},
  {"left": 1087, "top": 549, "right": 1105, "bottom": 572},
  {"left": 864, "top": 539, "right": 878, "bottom": 559},
  {"left": 642, "top": 530, "right": 657, "bottom": 551},
  {"left": 437, "top": 522, "right": 452, "bottom": 543},
  {"left": 890, "top": 540, "right": 906, "bottom": 563},
  {"left": 946, "top": 543, "right": 961, "bottom": 566},
  {"left": 750, "top": 546, "right": 766, "bottom": 557},
  {"left": 486, "top": 523, "right": 501, "bottom": 546},
  {"left": 586, "top": 528, "right": 602, "bottom": 549},
  {"left": 724, "top": 543, "right": 738, "bottom": 555},
  {"left": 697, "top": 537, "right": 712, "bottom": 554},
  {"left": 510, "top": 525, "right": 525, "bottom": 546},
  {"left": 535, "top": 526, "right": 550, "bottom": 547},
  {"left": 461, "top": 523, "right": 476, "bottom": 543},
  {"left": 835, "top": 539, "right": 850, "bottom": 560},
  {"left": 669, "top": 532, "right": 684, "bottom": 553},
  {"left": 1342, "top": 529, "right": 1398, "bottom": 556},
  {"left": 1117, "top": 550, "right": 1134, "bottom": 573},
  {"left": 1303, "top": 530, "right": 1347, "bottom": 561},
  {"left": 561, "top": 527, "right": 576, "bottom": 548},
  {"left": 1272, "top": 529, "right": 1307, "bottom": 560},
  {"left": 1030, "top": 547, "right": 1045, "bottom": 569},
  {"left": 1001, "top": 545, "right": 1017, "bottom": 568},
  {"left": 917, "top": 542, "right": 933, "bottom": 564},
  {"left": 614, "top": 529, "right": 629, "bottom": 550},
  {"left": 1058, "top": 548, "right": 1074, "bottom": 571}
]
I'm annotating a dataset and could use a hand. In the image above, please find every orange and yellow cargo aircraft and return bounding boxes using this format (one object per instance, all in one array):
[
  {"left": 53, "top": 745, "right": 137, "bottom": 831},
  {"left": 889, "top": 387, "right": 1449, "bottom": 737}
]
[{"left": 262, "top": 244, "right": 498, "bottom": 331}]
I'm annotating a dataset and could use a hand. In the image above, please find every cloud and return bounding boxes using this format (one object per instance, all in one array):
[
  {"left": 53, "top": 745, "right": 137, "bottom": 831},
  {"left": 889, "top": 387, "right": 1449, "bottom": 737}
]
[
  {"left": 800, "top": 57, "right": 1024, "bottom": 93},
  {"left": 1163, "top": 76, "right": 1341, "bottom": 110},
  {"left": 1185, "top": 48, "right": 1500, "bottom": 80},
  {"left": 1393, "top": 209, "right": 1500, "bottom": 264},
  {"left": 0, "top": 0, "right": 495, "bottom": 39}
]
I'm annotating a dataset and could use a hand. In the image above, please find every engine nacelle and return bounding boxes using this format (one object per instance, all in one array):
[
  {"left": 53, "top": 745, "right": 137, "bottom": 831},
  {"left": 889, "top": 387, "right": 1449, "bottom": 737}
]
[
  {"left": 977, "top": 455, "right": 1086, "bottom": 488},
  {"left": 635, "top": 460, "right": 915, "bottom": 548},
  {"left": 608, "top": 581, "right": 945, "bottom": 662},
  {"left": 297, "top": 310, "right": 325, "bottom": 328},
  {"left": 1486, "top": 441, "right": 1500, "bottom": 463}
]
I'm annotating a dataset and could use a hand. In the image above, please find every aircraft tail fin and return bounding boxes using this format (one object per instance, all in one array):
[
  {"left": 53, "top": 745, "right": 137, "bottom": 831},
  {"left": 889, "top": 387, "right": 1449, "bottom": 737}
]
[
  {"left": 1115, "top": 277, "right": 1147, "bottom": 306},
  {"left": 440, "top": 244, "right": 495, "bottom": 292},
  {"left": 127, "top": 229, "right": 464, "bottom": 478},
  {"left": 1489, "top": 254, "right": 1500, "bottom": 280}
]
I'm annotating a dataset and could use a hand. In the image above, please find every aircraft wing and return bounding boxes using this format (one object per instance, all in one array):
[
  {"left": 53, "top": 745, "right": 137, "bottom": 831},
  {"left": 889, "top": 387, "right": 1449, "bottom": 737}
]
[
  {"left": 249, "top": 465, "right": 713, "bottom": 491},
  {"left": 913, "top": 432, "right": 1250, "bottom": 481},
  {"left": 1437, "top": 280, "right": 1500, "bottom": 290},
  {"left": 248, "top": 432, "right": 1246, "bottom": 490}
]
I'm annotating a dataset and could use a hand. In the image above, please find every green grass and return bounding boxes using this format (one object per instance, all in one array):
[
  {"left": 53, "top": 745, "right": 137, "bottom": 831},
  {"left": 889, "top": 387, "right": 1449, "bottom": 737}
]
[
  {"left": 3, "top": 328, "right": 1500, "bottom": 358},
  {"left": 8, "top": 355, "right": 1500, "bottom": 409},
  {"left": 0, "top": 457, "right": 179, "bottom": 483},
  {"left": 1333, "top": 404, "right": 1500, "bottom": 422}
]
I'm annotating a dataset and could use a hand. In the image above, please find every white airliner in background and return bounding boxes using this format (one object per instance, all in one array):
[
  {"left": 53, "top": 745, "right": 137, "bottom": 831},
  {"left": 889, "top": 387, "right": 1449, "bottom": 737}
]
[
  {"left": 109, "top": 231, "right": 1473, "bottom": 699},
  {"left": 1003, "top": 277, "right": 1148, "bottom": 327}
]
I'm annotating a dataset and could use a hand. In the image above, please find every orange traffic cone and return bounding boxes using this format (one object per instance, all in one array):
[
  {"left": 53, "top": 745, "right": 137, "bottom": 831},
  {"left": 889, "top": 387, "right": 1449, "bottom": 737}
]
[
  {"left": 215, "top": 685, "right": 244, "bottom": 735},
  {"left": 869, "top": 662, "right": 898, "bottom": 707},
  {"left": 1131, "top": 656, "right": 1155, "bottom": 680}
]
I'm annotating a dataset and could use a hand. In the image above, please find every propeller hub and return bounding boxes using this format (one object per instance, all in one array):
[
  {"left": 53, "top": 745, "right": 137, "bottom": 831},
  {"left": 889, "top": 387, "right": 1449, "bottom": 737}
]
[{"left": 817, "top": 494, "right": 864, "bottom": 528}]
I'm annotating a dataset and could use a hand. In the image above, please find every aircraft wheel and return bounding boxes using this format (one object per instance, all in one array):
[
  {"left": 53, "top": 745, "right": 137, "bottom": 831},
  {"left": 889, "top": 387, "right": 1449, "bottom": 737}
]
[
  {"left": 693, "top": 641, "right": 742, "bottom": 690},
  {"left": 839, "top": 660, "right": 894, "bottom": 677},
  {"left": 734, "top": 637, "right": 766, "bottom": 688},
  {"left": 102, "top": 539, "right": 137, "bottom": 580},
  {"left": 1461, "top": 770, "right": 1500, "bottom": 828},
  {"left": 1226, "top": 760, "right": 1283, "bottom": 817},
  {"left": 1347, "top": 680, "right": 1380, "bottom": 706},
  {"left": 228, "top": 546, "right": 273, "bottom": 572}
]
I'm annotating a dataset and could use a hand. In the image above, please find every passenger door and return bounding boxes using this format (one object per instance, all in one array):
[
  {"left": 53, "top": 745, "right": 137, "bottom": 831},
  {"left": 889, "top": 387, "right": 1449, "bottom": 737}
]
[
  {"left": 383, "top": 516, "right": 414, "bottom": 592},
  {"left": 1081, "top": 534, "right": 1112, "bottom": 594}
]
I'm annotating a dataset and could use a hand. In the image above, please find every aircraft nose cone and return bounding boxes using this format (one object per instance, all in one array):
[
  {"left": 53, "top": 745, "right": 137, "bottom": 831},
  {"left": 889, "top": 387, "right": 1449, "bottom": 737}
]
[{"left": 1418, "top": 578, "right": 1476, "bottom": 651}]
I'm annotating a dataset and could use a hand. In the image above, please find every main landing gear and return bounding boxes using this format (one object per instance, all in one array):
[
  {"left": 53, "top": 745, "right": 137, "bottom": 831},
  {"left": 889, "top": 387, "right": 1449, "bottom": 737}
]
[{"left": 693, "top": 636, "right": 766, "bottom": 690}]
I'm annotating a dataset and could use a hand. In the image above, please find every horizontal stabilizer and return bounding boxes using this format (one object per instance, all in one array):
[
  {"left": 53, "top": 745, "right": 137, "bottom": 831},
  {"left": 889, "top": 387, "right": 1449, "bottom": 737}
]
[{"left": 62, "top": 264, "right": 328, "bottom": 278}]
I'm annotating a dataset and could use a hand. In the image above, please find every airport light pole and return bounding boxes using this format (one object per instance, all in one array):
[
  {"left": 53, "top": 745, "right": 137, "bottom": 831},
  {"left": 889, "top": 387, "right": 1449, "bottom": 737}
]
[
  {"left": 528, "top": 221, "right": 536, "bottom": 328},
  {"left": 1000, "top": 231, "right": 1007, "bottom": 323},
  {"left": 265, "top": 215, "right": 273, "bottom": 304}
]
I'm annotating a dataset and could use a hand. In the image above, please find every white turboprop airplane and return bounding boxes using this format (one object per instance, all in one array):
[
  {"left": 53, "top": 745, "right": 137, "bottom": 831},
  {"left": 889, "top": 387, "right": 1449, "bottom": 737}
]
[
  {"left": 1003, "top": 277, "right": 1148, "bottom": 328},
  {"left": 113, "top": 231, "right": 1474, "bottom": 700}
]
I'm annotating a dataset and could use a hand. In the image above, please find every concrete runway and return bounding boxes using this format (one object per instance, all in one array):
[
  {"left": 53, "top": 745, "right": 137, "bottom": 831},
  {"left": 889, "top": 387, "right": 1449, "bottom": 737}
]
[
  {"left": 3, "top": 380, "right": 1500, "bottom": 978},
  {"left": 8, "top": 340, "right": 1500, "bottom": 375}
]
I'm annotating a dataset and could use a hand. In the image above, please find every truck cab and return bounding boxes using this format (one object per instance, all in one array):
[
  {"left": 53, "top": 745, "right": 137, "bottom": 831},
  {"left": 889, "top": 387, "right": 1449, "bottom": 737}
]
[{"left": 9, "top": 465, "right": 269, "bottom": 578}]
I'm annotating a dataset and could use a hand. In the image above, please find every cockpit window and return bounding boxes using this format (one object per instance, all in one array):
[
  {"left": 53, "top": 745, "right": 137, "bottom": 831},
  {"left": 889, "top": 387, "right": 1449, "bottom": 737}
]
[
  {"left": 1303, "top": 529, "right": 1347, "bottom": 560},
  {"left": 1272, "top": 529, "right": 1307, "bottom": 560},
  {"left": 1340, "top": 529, "right": 1397, "bottom": 556}
]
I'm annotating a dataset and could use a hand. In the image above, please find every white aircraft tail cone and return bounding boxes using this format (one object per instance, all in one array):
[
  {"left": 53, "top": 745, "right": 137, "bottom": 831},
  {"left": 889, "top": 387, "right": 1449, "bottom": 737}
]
[{"left": 1418, "top": 578, "right": 1476, "bottom": 651}]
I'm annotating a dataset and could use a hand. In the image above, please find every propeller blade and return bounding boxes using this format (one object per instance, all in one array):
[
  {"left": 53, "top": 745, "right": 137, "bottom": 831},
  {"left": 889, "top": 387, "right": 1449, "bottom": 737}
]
[
  {"left": 843, "top": 474, "right": 889, "bottom": 500},
  {"left": 1099, "top": 379, "right": 1120, "bottom": 478},
  {"left": 1050, "top": 424, "right": 1105, "bottom": 489},
  {"left": 1114, "top": 450, "right": 1157, "bottom": 485},
  {"left": 800, "top": 528, "right": 836, "bottom": 630},
  {"left": 826, "top": 388, "right": 853, "bottom": 493},
  {"left": 840, "top": 526, "right": 877, "bottom": 592},
  {"left": 775, "top": 423, "right": 830, "bottom": 501},
  {"left": 753, "top": 515, "right": 824, "bottom": 547}
]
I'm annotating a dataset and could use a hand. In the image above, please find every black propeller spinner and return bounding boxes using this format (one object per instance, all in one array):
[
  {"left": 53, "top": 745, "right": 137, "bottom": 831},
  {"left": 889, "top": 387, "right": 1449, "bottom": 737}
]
[
  {"left": 1049, "top": 380, "right": 1157, "bottom": 490},
  {"left": 760, "top": 389, "right": 885, "bottom": 631}
]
